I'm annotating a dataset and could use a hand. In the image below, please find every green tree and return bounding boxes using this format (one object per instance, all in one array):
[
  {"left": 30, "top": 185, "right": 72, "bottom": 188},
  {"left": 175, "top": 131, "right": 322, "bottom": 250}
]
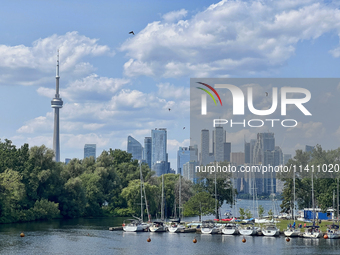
[
  {"left": 258, "top": 205, "right": 265, "bottom": 219},
  {"left": 239, "top": 208, "right": 245, "bottom": 220},
  {"left": 183, "top": 192, "right": 215, "bottom": 221}
]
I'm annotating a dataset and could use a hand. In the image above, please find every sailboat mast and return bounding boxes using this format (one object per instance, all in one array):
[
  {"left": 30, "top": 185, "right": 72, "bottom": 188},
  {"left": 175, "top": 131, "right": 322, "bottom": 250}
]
[
  {"left": 179, "top": 174, "right": 182, "bottom": 219},
  {"left": 337, "top": 178, "right": 339, "bottom": 223},
  {"left": 312, "top": 172, "right": 314, "bottom": 223},
  {"left": 293, "top": 172, "right": 295, "bottom": 221},
  {"left": 161, "top": 174, "right": 164, "bottom": 221},
  {"left": 140, "top": 161, "right": 143, "bottom": 222},
  {"left": 333, "top": 190, "right": 335, "bottom": 224},
  {"left": 215, "top": 169, "right": 218, "bottom": 219}
]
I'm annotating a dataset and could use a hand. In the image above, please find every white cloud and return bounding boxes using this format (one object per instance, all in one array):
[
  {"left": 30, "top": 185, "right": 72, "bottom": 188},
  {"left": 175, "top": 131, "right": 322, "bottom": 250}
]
[
  {"left": 162, "top": 9, "right": 188, "bottom": 23},
  {"left": 120, "top": 0, "right": 340, "bottom": 78},
  {"left": 168, "top": 139, "right": 190, "bottom": 152},
  {"left": 0, "top": 32, "right": 111, "bottom": 86},
  {"left": 287, "top": 121, "right": 325, "bottom": 138},
  {"left": 157, "top": 83, "right": 189, "bottom": 99}
]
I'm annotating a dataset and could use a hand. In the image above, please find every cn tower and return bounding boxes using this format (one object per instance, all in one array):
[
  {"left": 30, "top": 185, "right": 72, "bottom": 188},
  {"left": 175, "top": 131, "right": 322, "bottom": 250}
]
[{"left": 51, "top": 50, "right": 63, "bottom": 162}]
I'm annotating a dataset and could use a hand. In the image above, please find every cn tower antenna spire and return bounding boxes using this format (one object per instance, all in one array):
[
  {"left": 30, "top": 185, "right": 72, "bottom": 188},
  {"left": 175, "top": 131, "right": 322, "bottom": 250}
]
[{"left": 51, "top": 50, "right": 63, "bottom": 162}]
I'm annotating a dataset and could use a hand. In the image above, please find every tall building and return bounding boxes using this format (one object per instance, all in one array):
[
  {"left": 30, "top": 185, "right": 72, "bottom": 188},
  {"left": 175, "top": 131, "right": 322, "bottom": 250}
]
[
  {"left": 305, "top": 145, "right": 314, "bottom": 153},
  {"left": 245, "top": 142, "right": 250, "bottom": 163},
  {"left": 249, "top": 139, "right": 256, "bottom": 164},
  {"left": 224, "top": 142, "right": 231, "bottom": 162},
  {"left": 201, "top": 129, "right": 210, "bottom": 165},
  {"left": 177, "top": 147, "right": 190, "bottom": 175},
  {"left": 151, "top": 128, "right": 168, "bottom": 175},
  {"left": 144, "top": 137, "right": 152, "bottom": 168},
  {"left": 253, "top": 132, "right": 275, "bottom": 165},
  {"left": 231, "top": 152, "right": 245, "bottom": 166},
  {"left": 51, "top": 51, "right": 63, "bottom": 162},
  {"left": 214, "top": 126, "right": 224, "bottom": 162},
  {"left": 127, "top": 136, "right": 143, "bottom": 161},
  {"left": 84, "top": 144, "right": 96, "bottom": 159}
]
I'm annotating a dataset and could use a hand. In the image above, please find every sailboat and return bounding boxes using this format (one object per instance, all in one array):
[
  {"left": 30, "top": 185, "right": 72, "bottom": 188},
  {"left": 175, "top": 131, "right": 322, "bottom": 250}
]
[
  {"left": 168, "top": 175, "right": 186, "bottom": 233},
  {"left": 326, "top": 190, "right": 340, "bottom": 239},
  {"left": 123, "top": 161, "right": 150, "bottom": 232},
  {"left": 262, "top": 175, "right": 280, "bottom": 236},
  {"left": 150, "top": 174, "right": 168, "bottom": 232},
  {"left": 303, "top": 172, "right": 322, "bottom": 238},
  {"left": 284, "top": 172, "right": 300, "bottom": 237}
]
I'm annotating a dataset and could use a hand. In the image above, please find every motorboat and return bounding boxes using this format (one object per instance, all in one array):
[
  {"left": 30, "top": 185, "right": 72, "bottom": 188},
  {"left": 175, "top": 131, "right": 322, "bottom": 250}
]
[
  {"left": 221, "top": 223, "right": 240, "bottom": 235},
  {"left": 201, "top": 220, "right": 221, "bottom": 234},
  {"left": 123, "top": 219, "right": 149, "bottom": 232},
  {"left": 149, "top": 221, "right": 167, "bottom": 232},
  {"left": 262, "top": 223, "right": 280, "bottom": 237}
]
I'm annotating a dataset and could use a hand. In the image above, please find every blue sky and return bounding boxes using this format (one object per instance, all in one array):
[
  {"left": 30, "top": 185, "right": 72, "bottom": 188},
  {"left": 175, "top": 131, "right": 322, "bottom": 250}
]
[{"left": 1, "top": 0, "right": 340, "bottom": 169}]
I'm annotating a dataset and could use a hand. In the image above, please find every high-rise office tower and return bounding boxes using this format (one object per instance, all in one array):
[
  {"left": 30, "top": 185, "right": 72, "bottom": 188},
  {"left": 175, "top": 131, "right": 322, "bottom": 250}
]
[
  {"left": 305, "top": 145, "right": 314, "bottom": 153},
  {"left": 253, "top": 132, "right": 275, "bottom": 164},
  {"left": 84, "top": 144, "right": 96, "bottom": 159},
  {"left": 224, "top": 142, "right": 231, "bottom": 162},
  {"left": 151, "top": 128, "right": 167, "bottom": 173},
  {"left": 177, "top": 147, "right": 190, "bottom": 175},
  {"left": 127, "top": 136, "right": 143, "bottom": 161},
  {"left": 249, "top": 139, "right": 256, "bottom": 164},
  {"left": 51, "top": 51, "right": 63, "bottom": 162},
  {"left": 245, "top": 142, "right": 250, "bottom": 163},
  {"left": 201, "top": 129, "right": 210, "bottom": 165},
  {"left": 214, "top": 126, "right": 224, "bottom": 162},
  {"left": 144, "top": 137, "right": 152, "bottom": 168}
]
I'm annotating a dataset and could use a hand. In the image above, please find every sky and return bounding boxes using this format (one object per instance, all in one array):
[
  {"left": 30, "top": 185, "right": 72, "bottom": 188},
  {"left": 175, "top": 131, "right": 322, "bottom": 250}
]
[{"left": 2, "top": 0, "right": 340, "bottom": 170}]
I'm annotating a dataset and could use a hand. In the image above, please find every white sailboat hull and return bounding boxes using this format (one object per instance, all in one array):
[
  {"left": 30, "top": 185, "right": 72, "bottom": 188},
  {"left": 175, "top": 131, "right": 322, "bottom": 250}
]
[
  {"left": 123, "top": 224, "right": 147, "bottom": 232},
  {"left": 303, "top": 232, "right": 322, "bottom": 238},
  {"left": 222, "top": 228, "right": 239, "bottom": 235},
  {"left": 149, "top": 226, "right": 167, "bottom": 232},
  {"left": 201, "top": 227, "right": 221, "bottom": 234},
  {"left": 168, "top": 225, "right": 185, "bottom": 233},
  {"left": 239, "top": 228, "right": 257, "bottom": 236},
  {"left": 284, "top": 229, "right": 300, "bottom": 237},
  {"left": 262, "top": 229, "right": 280, "bottom": 236}
]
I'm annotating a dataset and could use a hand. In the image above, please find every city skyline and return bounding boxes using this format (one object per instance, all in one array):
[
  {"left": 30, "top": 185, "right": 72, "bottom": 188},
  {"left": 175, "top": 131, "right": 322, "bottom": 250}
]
[{"left": 2, "top": 1, "right": 340, "bottom": 170}]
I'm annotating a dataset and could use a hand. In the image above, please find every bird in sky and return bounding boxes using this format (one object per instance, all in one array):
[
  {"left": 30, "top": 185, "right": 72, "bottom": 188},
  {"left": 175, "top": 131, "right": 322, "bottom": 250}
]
[
  {"left": 129, "top": 31, "right": 134, "bottom": 35},
  {"left": 265, "top": 92, "right": 268, "bottom": 96},
  {"left": 183, "top": 127, "right": 185, "bottom": 129},
  {"left": 168, "top": 108, "right": 171, "bottom": 111}
]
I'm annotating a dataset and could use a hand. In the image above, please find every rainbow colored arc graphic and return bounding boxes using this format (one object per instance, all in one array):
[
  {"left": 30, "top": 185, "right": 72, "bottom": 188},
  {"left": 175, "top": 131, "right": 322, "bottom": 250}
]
[{"left": 196, "top": 82, "right": 222, "bottom": 106}]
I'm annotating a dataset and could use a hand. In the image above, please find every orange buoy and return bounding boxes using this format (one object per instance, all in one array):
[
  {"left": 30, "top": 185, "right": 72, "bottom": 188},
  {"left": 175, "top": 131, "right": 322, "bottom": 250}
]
[
  {"left": 242, "top": 237, "right": 246, "bottom": 243},
  {"left": 147, "top": 237, "right": 151, "bottom": 242},
  {"left": 193, "top": 237, "right": 197, "bottom": 243},
  {"left": 286, "top": 237, "right": 290, "bottom": 242},
  {"left": 324, "top": 234, "right": 328, "bottom": 239},
  {"left": 20, "top": 233, "right": 25, "bottom": 237},
  {"left": 122, "top": 223, "right": 125, "bottom": 227}
]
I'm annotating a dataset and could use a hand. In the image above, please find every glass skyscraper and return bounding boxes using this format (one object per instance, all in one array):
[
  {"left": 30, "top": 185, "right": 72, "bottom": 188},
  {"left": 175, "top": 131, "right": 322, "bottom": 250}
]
[
  {"left": 177, "top": 147, "right": 191, "bottom": 175},
  {"left": 144, "top": 137, "right": 152, "bottom": 168},
  {"left": 127, "top": 136, "right": 143, "bottom": 161},
  {"left": 84, "top": 144, "right": 96, "bottom": 159},
  {"left": 151, "top": 128, "right": 168, "bottom": 175}
]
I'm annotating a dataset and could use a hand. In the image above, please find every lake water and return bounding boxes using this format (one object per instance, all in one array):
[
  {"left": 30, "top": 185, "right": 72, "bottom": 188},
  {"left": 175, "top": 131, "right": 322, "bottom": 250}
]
[{"left": 1, "top": 200, "right": 339, "bottom": 255}]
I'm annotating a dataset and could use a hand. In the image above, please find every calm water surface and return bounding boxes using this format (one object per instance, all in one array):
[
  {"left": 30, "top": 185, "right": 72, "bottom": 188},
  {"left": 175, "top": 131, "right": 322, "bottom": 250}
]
[{"left": 0, "top": 200, "right": 339, "bottom": 255}]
